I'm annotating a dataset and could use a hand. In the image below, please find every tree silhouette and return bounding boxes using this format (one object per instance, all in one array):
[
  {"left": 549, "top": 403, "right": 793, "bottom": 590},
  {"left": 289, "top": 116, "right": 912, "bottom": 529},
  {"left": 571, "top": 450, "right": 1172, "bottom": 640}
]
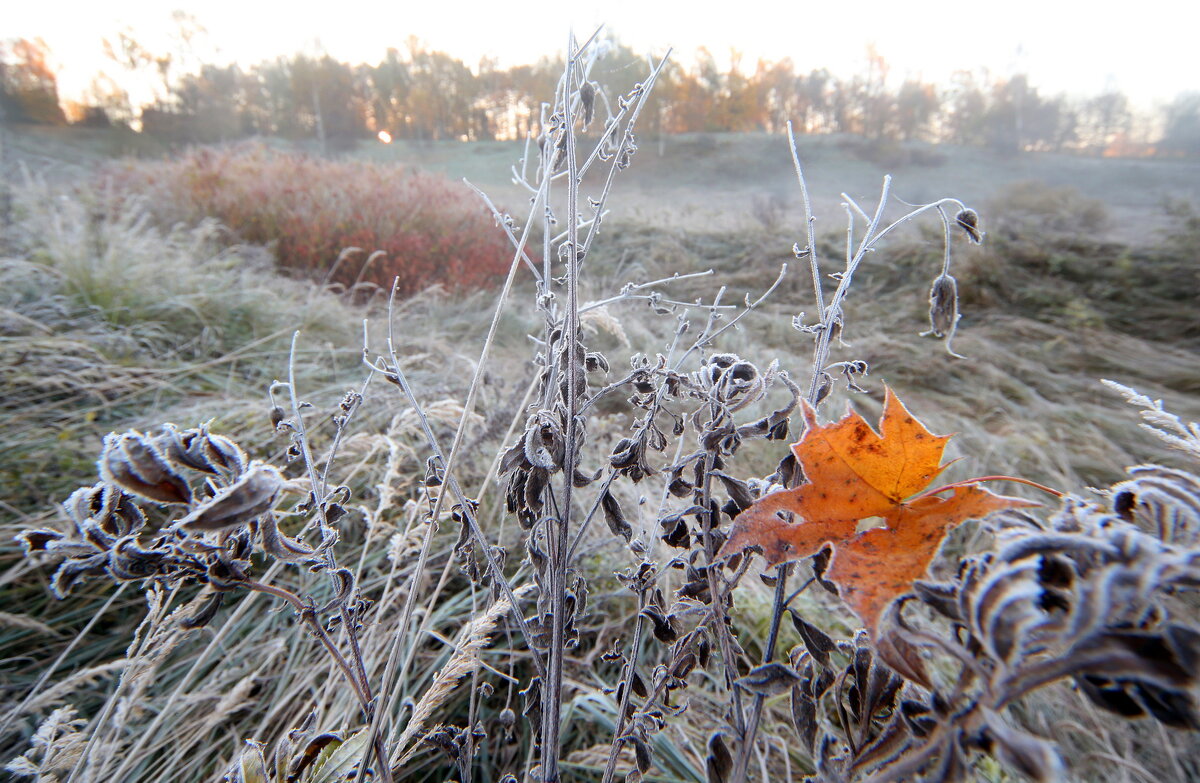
[{"left": 0, "top": 38, "right": 67, "bottom": 124}]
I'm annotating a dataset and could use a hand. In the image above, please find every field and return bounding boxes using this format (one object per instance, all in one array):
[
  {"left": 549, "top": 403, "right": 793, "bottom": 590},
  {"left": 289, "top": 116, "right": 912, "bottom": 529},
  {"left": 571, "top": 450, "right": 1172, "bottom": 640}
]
[{"left": 2, "top": 107, "right": 1200, "bottom": 783}]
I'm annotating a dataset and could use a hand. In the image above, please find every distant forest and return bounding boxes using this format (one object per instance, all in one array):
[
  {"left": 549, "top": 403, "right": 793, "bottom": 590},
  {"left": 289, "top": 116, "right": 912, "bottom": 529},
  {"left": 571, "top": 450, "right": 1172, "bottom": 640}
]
[{"left": 3, "top": 34, "right": 1199, "bottom": 156}]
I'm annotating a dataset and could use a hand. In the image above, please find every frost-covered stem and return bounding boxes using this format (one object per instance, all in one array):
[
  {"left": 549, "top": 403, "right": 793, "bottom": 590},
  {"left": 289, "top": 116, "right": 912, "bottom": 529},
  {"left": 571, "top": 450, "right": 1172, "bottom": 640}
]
[
  {"left": 599, "top": 591, "right": 648, "bottom": 783},
  {"left": 463, "top": 179, "right": 544, "bottom": 282},
  {"left": 675, "top": 264, "right": 788, "bottom": 371},
  {"left": 734, "top": 146, "right": 877, "bottom": 781},
  {"left": 937, "top": 206, "right": 953, "bottom": 277},
  {"left": 575, "top": 52, "right": 672, "bottom": 262},
  {"left": 788, "top": 122, "right": 823, "bottom": 319},
  {"left": 732, "top": 566, "right": 790, "bottom": 783},
  {"left": 368, "top": 333, "right": 546, "bottom": 681},
  {"left": 359, "top": 267, "right": 548, "bottom": 776},
  {"left": 868, "top": 197, "right": 967, "bottom": 248},
  {"left": 285, "top": 333, "right": 376, "bottom": 718},
  {"left": 243, "top": 580, "right": 370, "bottom": 710},
  {"left": 807, "top": 176, "right": 891, "bottom": 400},
  {"left": 542, "top": 32, "right": 581, "bottom": 783},
  {"left": 699, "top": 449, "right": 748, "bottom": 739}
]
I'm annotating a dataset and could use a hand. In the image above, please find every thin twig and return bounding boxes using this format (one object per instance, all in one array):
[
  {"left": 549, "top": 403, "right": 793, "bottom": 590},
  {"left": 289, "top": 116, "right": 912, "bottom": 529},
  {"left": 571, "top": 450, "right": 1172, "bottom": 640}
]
[{"left": 599, "top": 590, "right": 649, "bottom": 783}]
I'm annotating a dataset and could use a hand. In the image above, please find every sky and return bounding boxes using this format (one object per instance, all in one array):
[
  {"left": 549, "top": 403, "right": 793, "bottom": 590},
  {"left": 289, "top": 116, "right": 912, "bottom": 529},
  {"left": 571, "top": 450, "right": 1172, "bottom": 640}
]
[{"left": 8, "top": 0, "right": 1196, "bottom": 111}]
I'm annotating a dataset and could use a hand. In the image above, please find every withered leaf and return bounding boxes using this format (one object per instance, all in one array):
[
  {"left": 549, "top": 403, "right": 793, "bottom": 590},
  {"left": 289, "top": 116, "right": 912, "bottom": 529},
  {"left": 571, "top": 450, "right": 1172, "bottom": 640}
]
[
  {"left": 1078, "top": 675, "right": 1145, "bottom": 718},
  {"left": 790, "top": 686, "right": 818, "bottom": 752},
  {"left": 259, "top": 514, "right": 317, "bottom": 563},
  {"left": 659, "top": 513, "right": 691, "bottom": 549},
  {"left": 524, "top": 413, "right": 565, "bottom": 470},
  {"left": 178, "top": 590, "right": 224, "bottom": 629},
  {"left": 632, "top": 736, "right": 652, "bottom": 773},
  {"left": 789, "top": 611, "right": 836, "bottom": 668},
  {"left": 1134, "top": 682, "right": 1200, "bottom": 729},
  {"left": 735, "top": 662, "right": 803, "bottom": 696},
  {"left": 179, "top": 463, "right": 283, "bottom": 532},
  {"left": 670, "top": 652, "right": 697, "bottom": 680},
  {"left": 601, "top": 490, "right": 634, "bottom": 543},
  {"left": 710, "top": 470, "right": 755, "bottom": 514},
  {"left": 911, "top": 580, "right": 962, "bottom": 622},
  {"left": 706, "top": 732, "right": 732, "bottom": 783},
  {"left": 640, "top": 606, "right": 677, "bottom": 643},
  {"left": 721, "top": 388, "right": 1039, "bottom": 633},
  {"left": 981, "top": 709, "right": 1063, "bottom": 783},
  {"left": 99, "top": 432, "right": 192, "bottom": 505}
]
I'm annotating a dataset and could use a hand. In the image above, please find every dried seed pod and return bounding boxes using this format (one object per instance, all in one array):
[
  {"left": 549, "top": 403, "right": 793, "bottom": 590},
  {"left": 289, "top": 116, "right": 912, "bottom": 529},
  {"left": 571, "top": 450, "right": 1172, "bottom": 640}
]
[
  {"left": 813, "top": 372, "right": 835, "bottom": 406},
  {"left": 955, "top": 208, "right": 983, "bottom": 243},
  {"left": 580, "top": 80, "right": 596, "bottom": 127},
  {"left": 179, "top": 463, "right": 283, "bottom": 532},
  {"left": 926, "top": 273, "right": 960, "bottom": 339},
  {"left": 553, "top": 133, "right": 567, "bottom": 171},
  {"left": 617, "top": 133, "right": 638, "bottom": 170}
]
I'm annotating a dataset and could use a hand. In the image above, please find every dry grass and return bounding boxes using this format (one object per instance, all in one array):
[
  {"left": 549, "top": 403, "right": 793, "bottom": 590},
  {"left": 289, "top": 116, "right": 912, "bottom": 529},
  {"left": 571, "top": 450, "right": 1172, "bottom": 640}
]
[{"left": 102, "top": 143, "right": 513, "bottom": 296}]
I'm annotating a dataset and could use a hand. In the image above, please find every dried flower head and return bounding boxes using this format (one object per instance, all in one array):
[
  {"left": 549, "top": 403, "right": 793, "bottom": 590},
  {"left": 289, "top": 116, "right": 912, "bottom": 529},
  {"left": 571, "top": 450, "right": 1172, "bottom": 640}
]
[
  {"left": 926, "top": 273, "right": 959, "bottom": 339},
  {"left": 955, "top": 208, "right": 983, "bottom": 243},
  {"left": 580, "top": 80, "right": 596, "bottom": 127}
]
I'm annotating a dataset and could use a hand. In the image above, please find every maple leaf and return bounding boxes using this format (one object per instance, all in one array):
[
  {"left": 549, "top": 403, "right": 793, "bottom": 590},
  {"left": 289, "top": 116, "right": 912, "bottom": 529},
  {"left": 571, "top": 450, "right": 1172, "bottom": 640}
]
[{"left": 720, "top": 387, "right": 1046, "bottom": 635}]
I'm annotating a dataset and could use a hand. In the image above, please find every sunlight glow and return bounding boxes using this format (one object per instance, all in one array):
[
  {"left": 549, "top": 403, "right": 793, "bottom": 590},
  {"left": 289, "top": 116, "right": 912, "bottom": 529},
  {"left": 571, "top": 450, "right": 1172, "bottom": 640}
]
[{"left": 377, "top": 130, "right": 392, "bottom": 144}]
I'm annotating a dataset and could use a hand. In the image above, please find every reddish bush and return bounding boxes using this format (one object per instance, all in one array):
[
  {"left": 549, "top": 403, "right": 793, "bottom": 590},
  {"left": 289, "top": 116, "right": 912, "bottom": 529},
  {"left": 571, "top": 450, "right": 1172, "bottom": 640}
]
[{"left": 104, "top": 143, "right": 510, "bottom": 297}]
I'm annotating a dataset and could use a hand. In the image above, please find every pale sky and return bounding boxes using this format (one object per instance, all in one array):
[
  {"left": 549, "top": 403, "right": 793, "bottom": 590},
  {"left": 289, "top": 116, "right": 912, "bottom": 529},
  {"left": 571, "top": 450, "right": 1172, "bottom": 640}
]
[{"left": 8, "top": 0, "right": 1197, "bottom": 111}]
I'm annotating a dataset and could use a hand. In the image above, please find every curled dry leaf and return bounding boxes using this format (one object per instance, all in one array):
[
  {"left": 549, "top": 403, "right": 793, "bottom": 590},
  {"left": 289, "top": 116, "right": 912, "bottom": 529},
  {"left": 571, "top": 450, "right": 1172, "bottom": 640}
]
[
  {"left": 720, "top": 387, "right": 1041, "bottom": 634},
  {"left": 179, "top": 464, "right": 283, "bottom": 532},
  {"left": 735, "top": 662, "right": 804, "bottom": 696},
  {"left": 706, "top": 731, "right": 733, "bottom": 783},
  {"left": 99, "top": 432, "right": 192, "bottom": 505}
]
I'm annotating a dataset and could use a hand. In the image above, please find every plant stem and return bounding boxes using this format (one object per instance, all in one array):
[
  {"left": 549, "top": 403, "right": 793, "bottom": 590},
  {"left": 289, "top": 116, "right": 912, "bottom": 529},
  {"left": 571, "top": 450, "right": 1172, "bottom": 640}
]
[
  {"left": 599, "top": 590, "right": 648, "bottom": 783},
  {"left": 541, "top": 32, "right": 582, "bottom": 783}
]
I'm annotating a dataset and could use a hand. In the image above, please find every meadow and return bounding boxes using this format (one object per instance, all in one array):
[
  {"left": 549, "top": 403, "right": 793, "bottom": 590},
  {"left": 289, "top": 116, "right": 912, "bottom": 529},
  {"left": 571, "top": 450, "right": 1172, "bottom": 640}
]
[{"left": 2, "top": 47, "right": 1199, "bottom": 783}]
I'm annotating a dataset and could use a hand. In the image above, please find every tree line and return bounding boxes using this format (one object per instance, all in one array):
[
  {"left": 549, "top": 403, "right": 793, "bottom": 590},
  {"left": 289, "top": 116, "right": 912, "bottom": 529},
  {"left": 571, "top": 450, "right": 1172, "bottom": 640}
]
[{"left": 3, "top": 36, "right": 1199, "bottom": 156}]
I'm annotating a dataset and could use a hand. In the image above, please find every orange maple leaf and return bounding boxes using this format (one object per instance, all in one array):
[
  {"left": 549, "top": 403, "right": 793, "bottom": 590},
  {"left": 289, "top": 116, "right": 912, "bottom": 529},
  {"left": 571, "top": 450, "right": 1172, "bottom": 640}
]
[{"left": 720, "top": 387, "right": 1050, "bottom": 634}]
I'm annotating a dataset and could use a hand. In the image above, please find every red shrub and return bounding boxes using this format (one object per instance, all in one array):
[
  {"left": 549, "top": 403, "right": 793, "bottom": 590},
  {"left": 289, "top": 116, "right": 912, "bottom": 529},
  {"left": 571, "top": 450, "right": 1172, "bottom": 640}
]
[{"left": 103, "top": 143, "right": 511, "bottom": 297}]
